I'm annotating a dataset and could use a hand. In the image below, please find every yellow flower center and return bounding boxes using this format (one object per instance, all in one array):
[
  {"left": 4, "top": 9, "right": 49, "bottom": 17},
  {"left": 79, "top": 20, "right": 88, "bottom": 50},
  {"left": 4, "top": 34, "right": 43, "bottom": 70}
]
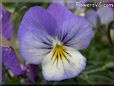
[{"left": 51, "top": 38, "right": 70, "bottom": 64}]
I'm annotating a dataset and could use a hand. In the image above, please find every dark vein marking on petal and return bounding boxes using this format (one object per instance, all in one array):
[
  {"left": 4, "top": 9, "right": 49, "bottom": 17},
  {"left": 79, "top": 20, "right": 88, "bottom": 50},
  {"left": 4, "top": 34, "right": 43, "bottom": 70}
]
[
  {"left": 61, "top": 32, "right": 69, "bottom": 42},
  {"left": 62, "top": 49, "right": 71, "bottom": 57},
  {"left": 56, "top": 51, "right": 59, "bottom": 67},
  {"left": 46, "top": 38, "right": 52, "bottom": 44},
  {"left": 63, "top": 27, "right": 81, "bottom": 45},
  {"left": 35, "top": 46, "right": 52, "bottom": 50},
  {"left": 52, "top": 56, "right": 57, "bottom": 65},
  {"left": 51, "top": 50, "right": 56, "bottom": 60},
  {"left": 39, "top": 50, "right": 51, "bottom": 56},
  {"left": 63, "top": 33, "right": 77, "bottom": 45},
  {"left": 42, "top": 41, "right": 52, "bottom": 46},
  {"left": 61, "top": 50, "right": 70, "bottom": 63}
]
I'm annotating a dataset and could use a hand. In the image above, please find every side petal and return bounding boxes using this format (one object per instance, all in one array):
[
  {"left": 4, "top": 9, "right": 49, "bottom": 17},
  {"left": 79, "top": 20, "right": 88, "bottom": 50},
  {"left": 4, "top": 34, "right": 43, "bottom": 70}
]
[
  {"left": 97, "top": 7, "right": 114, "bottom": 25},
  {"left": 18, "top": 6, "right": 57, "bottom": 41},
  {"left": 19, "top": 29, "right": 52, "bottom": 64},
  {"left": 42, "top": 46, "right": 86, "bottom": 81},
  {"left": 2, "top": 47, "right": 23, "bottom": 75},
  {"left": 57, "top": 16, "right": 93, "bottom": 50}
]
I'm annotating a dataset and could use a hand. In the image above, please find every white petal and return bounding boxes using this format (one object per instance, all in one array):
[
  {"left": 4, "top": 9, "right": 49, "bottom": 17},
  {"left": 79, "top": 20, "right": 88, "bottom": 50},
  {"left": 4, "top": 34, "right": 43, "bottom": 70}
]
[{"left": 42, "top": 46, "right": 86, "bottom": 81}]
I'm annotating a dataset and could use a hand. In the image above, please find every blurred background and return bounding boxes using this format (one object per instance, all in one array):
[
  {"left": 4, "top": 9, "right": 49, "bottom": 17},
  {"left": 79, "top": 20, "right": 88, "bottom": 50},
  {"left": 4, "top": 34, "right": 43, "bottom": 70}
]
[{"left": 1, "top": 0, "right": 114, "bottom": 85}]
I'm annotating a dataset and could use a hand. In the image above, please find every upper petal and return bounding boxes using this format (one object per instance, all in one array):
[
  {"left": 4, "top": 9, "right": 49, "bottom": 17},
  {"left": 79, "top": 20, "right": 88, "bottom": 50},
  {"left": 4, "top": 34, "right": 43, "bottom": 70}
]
[
  {"left": 18, "top": 6, "right": 57, "bottom": 41},
  {"left": 2, "top": 47, "right": 23, "bottom": 75},
  {"left": 47, "top": 3, "right": 93, "bottom": 50},
  {"left": 47, "top": 3, "right": 75, "bottom": 26},
  {"left": 42, "top": 46, "right": 86, "bottom": 81}
]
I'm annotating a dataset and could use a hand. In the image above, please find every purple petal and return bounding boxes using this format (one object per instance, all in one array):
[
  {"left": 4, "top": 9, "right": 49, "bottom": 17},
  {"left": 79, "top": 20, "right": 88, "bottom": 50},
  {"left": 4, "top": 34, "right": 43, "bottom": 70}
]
[
  {"left": 2, "top": 21, "right": 13, "bottom": 39},
  {"left": 2, "top": 6, "right": 10, "bottom": 22},
  {"left": 1, "top": 5, "right": 13, "bottom": 39},
  {"left": 59, "top": 16, "right": 93, "bottom": 50},
  {"left": 47, "top": 3, "right": 93, "bottom": 50},
  {"left": 19, "top": 28, "right": 52, "bottom": 64},
  {"left": 28, "top": 64, "right": 38, "bottom": 82},
  {"left": 47, "top": 3, "right": 75, "bottom": 26},
  {"left": 18, "top": 6, "right": 57, "bottom": 41},
  {"left": 2, "top": 47, "right": 23, "bottom": 75},
  {"left": 85, "top": 9, "right": 98, "bottom": 27},
  {"left": 97, "top": 7, "right": 114, "bottom": 25}
]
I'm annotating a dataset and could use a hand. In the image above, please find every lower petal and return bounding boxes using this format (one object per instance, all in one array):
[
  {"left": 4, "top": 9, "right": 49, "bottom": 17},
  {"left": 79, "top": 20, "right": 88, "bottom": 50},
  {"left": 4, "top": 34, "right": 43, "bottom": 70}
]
[{"left": 42, "top": 46, "right": 86, "bottom": 81}]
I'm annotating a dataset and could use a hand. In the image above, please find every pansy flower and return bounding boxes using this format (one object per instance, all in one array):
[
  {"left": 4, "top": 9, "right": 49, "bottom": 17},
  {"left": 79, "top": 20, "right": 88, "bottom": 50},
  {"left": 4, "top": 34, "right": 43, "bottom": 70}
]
[
  {"left": 85, "top": 6, "right": 114, "bottom": 27},
  {"left": 0, "top": 5, "right": 24, "bottom": 76},
  {"left": 18, "top": 3, "right": 93, "bottom": 81},
  {"left": 97, "top": 7, "right": 114, "bottom": 25},
  {"left": 1, "top": 5, "right": 39, "bottom": 82}
]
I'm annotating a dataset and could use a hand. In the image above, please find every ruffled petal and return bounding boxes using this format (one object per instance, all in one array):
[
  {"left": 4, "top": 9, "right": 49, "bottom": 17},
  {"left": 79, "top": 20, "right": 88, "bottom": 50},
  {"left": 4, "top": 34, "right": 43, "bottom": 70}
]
[
  {"left": 42, "top": 46, "right": 86, "bottom": 81},
  {"left": 19, "top": 28, "right": 52, "bottom": 64},
  {"left": 97, "top": 7, "right": 114, "bottom": 25},
  {"left": 2, "top": 47, "right": 23, "bottom": 75}
]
